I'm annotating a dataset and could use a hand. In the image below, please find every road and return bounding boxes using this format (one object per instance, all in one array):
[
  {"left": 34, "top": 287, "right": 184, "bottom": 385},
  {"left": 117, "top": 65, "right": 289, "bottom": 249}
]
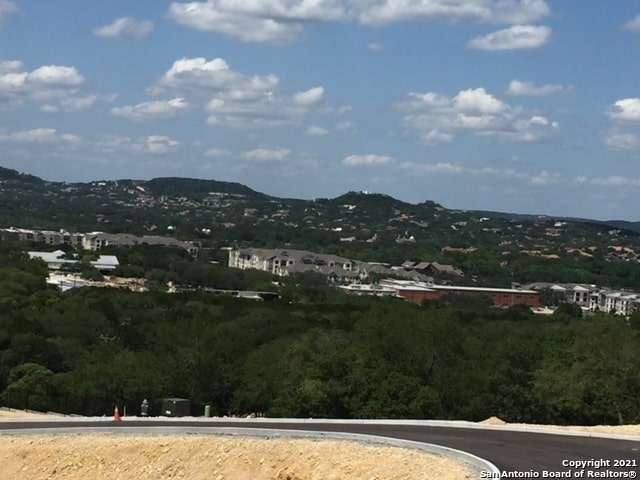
[{"left": 1, "top": 420, "right": 639, "bottom": 476}]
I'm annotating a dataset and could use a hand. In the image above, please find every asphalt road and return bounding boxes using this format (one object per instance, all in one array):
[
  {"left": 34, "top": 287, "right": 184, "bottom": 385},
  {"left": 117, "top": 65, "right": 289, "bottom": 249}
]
[{"left": 1, "top": 420, "right": 639, "bottom": 476}]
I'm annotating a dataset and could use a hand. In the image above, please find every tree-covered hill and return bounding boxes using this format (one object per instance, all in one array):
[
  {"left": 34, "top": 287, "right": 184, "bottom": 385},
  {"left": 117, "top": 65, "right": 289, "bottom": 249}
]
[
  {"left": 2, "top": 166, "right": 640, "bottom": 289},
  {"left": 144, "top": 177, "right": 267, "bottom": 200},
  {"left": 1, "top": 244, "right": 639, "bottom": 424}
]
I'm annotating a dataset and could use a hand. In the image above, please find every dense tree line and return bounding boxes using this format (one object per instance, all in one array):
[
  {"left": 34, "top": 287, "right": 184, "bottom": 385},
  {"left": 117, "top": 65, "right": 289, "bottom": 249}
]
[{"left": 1, "top": 243, "right": 639, "bottom": 425}]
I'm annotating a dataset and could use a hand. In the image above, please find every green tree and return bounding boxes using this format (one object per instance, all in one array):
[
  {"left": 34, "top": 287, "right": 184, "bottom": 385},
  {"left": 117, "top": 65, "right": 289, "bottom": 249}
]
[{"left": 2, "top": 362, "right": 54, "bottom": 410}]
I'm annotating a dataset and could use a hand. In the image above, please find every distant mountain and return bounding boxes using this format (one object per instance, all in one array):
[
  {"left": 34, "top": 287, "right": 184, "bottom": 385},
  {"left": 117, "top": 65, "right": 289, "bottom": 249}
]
[
  {"left": 143, "top": 177, "right": 268, "bottom": 199},
  {"left": 0, "top": 166, "right": 45, "bottom": 185},
  {"left": 602, "top": 220, "right": 640, "bottom": 234}
]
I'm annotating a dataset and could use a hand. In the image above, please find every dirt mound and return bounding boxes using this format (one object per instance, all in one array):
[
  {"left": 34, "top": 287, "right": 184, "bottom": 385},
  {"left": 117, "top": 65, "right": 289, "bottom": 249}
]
[
  {"left": 480, "top": 416, "right": 507, "bottom": 425},
  {"left": 0, "top": 435, "right": 471, "bottom": 480}
]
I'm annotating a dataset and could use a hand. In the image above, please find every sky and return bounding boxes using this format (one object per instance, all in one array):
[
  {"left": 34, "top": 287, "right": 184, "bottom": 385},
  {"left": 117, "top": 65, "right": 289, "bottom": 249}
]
[{"left": 1, "top": 1, "right": 640, "bottom": 220}]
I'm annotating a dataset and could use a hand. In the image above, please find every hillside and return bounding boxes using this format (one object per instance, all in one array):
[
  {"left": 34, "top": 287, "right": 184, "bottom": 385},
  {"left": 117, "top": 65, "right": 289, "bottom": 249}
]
[{"left": 2, "top": 166, "right": 640, "bottom": 288}]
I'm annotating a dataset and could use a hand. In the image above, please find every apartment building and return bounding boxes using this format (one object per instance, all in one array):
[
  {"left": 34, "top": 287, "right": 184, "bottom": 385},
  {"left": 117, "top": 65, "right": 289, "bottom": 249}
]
[{"left": 228, "top": 248, "right": 361, "bottom": 280}]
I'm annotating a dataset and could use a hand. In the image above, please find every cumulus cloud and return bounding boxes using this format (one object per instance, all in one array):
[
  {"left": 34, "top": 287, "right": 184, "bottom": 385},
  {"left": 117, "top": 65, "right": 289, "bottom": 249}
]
[
  {"left": 506, "top": 80, "right": 571, "bottom": 96},
  {"left": 167, "top": 0, "right": 316, "bottom": 44},
  {"left": 0, "top": 0, "right": 17, "bottom": 22},
  {"left": 343, "top": 154, "right": 394, "bottom": 167},
  {"left": 167, "top": 0, "right": 551, "bottom": 44},
  {"left": 306, "top": 125, "right": 328, "bottom": 136},
  {"left": 149, "top": 57, "right": 325, "bottom": 128},
  {"left": 528, "top": 170, "right": 561, "bottom": 186},
  {"left": 60, "top": 95, "right": 98, "bottom": 112},
  {"left": 94, "top": 17, "right": 154, "bottom": 40},
  {"left": 111, "top": 98, "right": 188, "bottom": 121},
  {"left": 357, "top": 0, "right": 550, "bottom": 25},
  {"left": 293, "top": 86, "right": 324, "bottom": 106},
  {"left": 397, "top": 87, "right": 558, "bottom": 143},
  {"left": 605, "top": 133, "right": 640, "bottom": 151},
  {"left": 242, "top": 147, "right": 291, "bottom": 162},
  {"left": 150, "top": 57, "right": 261, "bottom": 94},
  {"left": 468, "top": 25, "right": 551, "bottom": 50},
  {"left": 607, "top": 98, "right": 640, "bottom": 122},
  {"left": 604, "top": 99, "right": 640, "bottom": 151},
  {"left": 0, "top": 63, "right": 85, "bottom": 103},
  {"left": 135, "top": 135, "right": 181, "bottom": 155},
  {"left": 624, "top": 14, "right": 640, "bottom": 32},
  {"left": 0, "top": 128, "right": 80, "bottom": 144}
]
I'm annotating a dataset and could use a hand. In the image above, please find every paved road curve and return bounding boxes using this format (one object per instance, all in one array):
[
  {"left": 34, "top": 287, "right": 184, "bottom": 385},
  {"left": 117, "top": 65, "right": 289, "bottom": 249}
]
[{"left": 2, "top": 420, "right": 639, "bottom": 477}]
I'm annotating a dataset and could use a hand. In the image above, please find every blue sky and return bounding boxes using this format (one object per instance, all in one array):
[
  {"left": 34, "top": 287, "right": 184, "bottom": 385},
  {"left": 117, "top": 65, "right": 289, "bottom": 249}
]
[{"left": 1, "top": 1, "right": 640, "bottom": 220}]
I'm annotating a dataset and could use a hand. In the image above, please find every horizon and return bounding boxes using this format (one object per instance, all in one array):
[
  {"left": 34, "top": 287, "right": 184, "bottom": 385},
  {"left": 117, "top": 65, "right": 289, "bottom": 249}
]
[
  {"left": 1, "top": 2, "right": 640, "bottom": 220},
  {"left": 4, "top": 164, "right": 637, "bottom": 224}
]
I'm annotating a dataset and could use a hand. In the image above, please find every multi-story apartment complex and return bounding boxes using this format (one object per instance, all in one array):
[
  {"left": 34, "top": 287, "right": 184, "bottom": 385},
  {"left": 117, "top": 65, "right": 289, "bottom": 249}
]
[
  {"left": 228, "top": 248, "right": 361, "bottom": 281},
  {"left": 526, "top": 282, "right": 640, "bottom": 316},
  {"left": 0, "top": 227, "right": 83, "bottom": 247},
  {"left": 0, "top": 227, "right": 199, "bottom": 256}
]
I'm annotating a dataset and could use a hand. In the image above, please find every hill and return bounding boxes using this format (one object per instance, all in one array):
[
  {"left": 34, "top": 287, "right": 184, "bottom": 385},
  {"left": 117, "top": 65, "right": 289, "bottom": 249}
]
[{"left": 2, "top": 166, "right": 640, "bottom": 288}]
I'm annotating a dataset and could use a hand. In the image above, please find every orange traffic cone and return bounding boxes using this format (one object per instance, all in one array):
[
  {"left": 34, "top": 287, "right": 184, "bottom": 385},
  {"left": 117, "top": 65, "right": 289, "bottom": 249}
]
[{"left": 114, "top": 406, "right": 122, "bottom": 422}]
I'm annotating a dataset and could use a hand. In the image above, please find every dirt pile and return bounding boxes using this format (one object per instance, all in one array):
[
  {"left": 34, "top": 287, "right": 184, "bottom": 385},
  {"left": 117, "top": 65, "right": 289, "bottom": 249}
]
[{"left": 0, "top": 435, "right": 472, "bottom": 480}]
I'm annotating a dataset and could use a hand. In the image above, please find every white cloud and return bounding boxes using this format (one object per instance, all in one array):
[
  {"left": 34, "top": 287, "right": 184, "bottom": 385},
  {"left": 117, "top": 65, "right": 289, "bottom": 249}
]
[
  {"left": 453, "top": 88, "right": 507, "bottom": 114},
  {"left": 151, "top": 57, "right": 271, "bottom": 95},
  {"left": 28, "top": 65, "right": 84, "bottom": 87},
  {"left": 397, "top": 87, "right": 558, "bottom": 143},
  {"left": 607, "top": 98, "right": 640, "bottom": 122},
  {"left": 40, "top": 94, "right": 115, "bottom": 113},
  {"left": 167, "top": 1, "right": 551, "bottom": 43},
  {"left": 468, "top": 25, "right": 551, "bottom": 50},
  {"left": 624, "top": 15, "right": 640, "bottom": 32},
  {"left": 528, "top": 170, "right": 561, "bottom": 186},
  {"left": 0, "top": 0, "right": 17, "bottom": 22},
  {"left": 242, "top": 146, "right": 291, "bottom": 162},
  {"left": 0, "top": 60, "right": 21, "bottom": 73},
  {"left": 167, "top": 1, "right": 310, "bottom": 44},
  {"left": 0, "top": 63, "right": 85, "bottom": 103},
  {"left": 343, "top": 154, "right": 393, "bottom": 167},
  {"left": 293, "top": 86, "right": 324, "bottom": 106},
  {"left": 111, "top": 97, "right": 188, "bottom": 121},
  {"left": 0, "top": 128, "right": 80, "bottom": 144},
  {"left": 135, "top": 135, "right": 181, "bottom": 155},
  {"left": 60, "top": 95, "right": 98, "bottom": 112},
  {"left": 94, "top": 17, "right": 154, "bottom": 40},
  {"left": 400, "top": 161, "right": 465, "bottom": 174},
  {"left": 368, "top": 42, "right": 385, "bottom": 52},
  {"left": 576, "top": 175, "right": 640, "bottom": 188},
  {"left": 306, "top": 125, "right": 328, "bottom": 136},
  {"left": 358, "top": 0, "right": 550, "bottom": 25},
  {"left": 401, "top": 161, "right": 557, "bottom": 186},
  {"left": 506, "top": 80, "right": 571, "bottom": 96},
  {"left": 605, "top": 133, "right": 640, "bottom": 151},
  {"left": 150, "top": 57, "right": 326, "bottom": 128}
]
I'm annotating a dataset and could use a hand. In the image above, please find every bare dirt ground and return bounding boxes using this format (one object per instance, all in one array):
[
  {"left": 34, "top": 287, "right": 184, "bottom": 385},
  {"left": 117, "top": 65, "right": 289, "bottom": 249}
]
[
  {"left": 0, "top": 408, "right": 473, "bottom": 480},
  {"left": 1, "top": 410, "right": 639, "bottom": 480},
  {"left": 0, "top": 435, "right": 472, "bottom": 480}
]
